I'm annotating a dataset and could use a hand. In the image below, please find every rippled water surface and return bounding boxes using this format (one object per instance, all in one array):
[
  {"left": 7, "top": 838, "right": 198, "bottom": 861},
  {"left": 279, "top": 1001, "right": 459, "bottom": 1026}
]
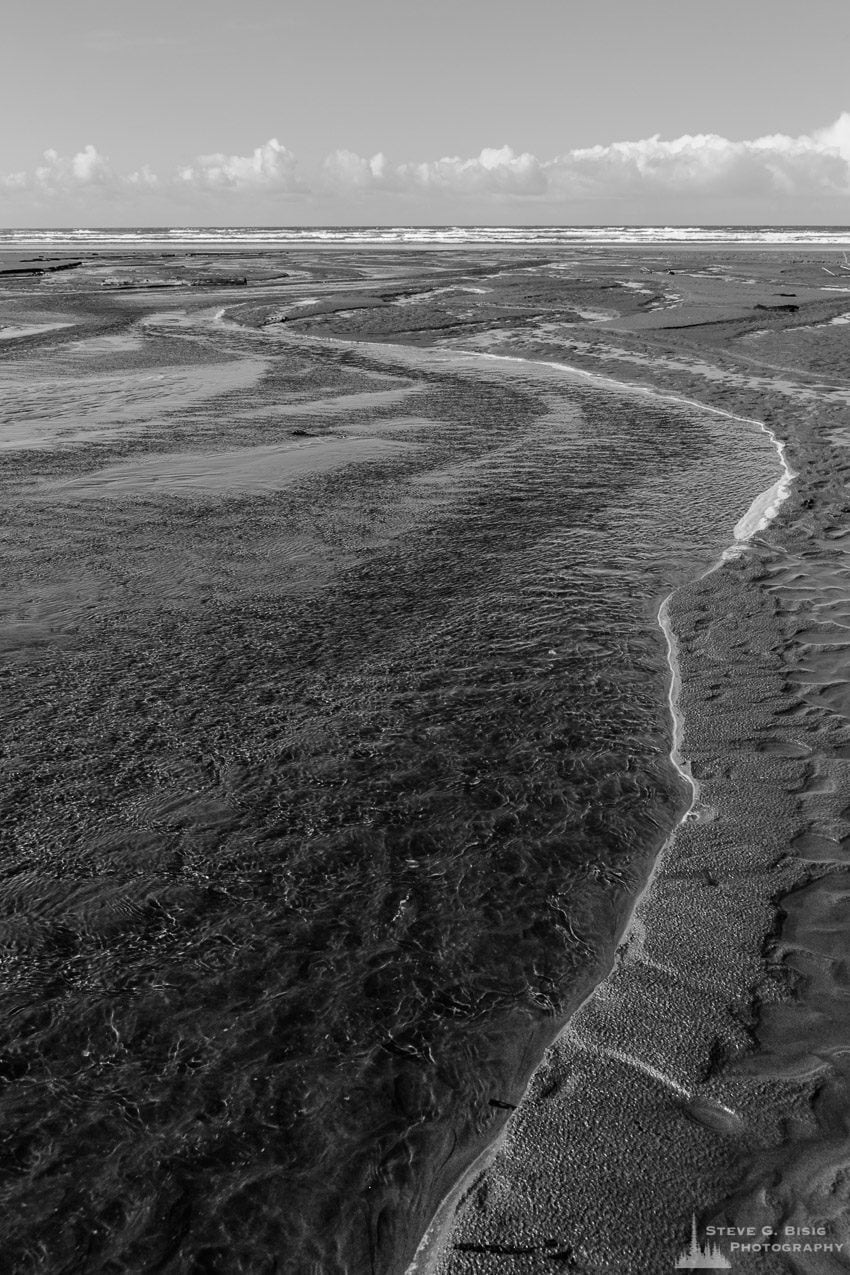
[{"left": 0, "top": 259, "right": 782, "bottom": 1273}]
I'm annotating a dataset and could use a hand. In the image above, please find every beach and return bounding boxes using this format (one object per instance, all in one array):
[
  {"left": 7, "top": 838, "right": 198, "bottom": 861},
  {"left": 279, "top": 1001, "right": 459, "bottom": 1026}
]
[{"left": 2, "top": 235, "right": 849, "bottom": 1273}]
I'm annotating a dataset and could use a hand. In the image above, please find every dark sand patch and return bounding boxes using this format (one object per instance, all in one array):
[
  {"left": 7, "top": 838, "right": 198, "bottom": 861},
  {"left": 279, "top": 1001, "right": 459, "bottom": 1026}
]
[{"left": 0, "top": 257, "right": 82, "bottom": 276}]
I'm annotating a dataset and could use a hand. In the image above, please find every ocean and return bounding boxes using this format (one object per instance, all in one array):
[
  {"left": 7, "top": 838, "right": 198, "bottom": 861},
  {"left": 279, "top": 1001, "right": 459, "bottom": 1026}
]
[{"left": 2, "top": 223, "right": 850, "bottom": 249}]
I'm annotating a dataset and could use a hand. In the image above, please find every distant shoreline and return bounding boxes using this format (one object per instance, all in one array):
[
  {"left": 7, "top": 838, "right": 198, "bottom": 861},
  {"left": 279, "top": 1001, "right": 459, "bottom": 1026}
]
[{"left": 2, "top": 224, "right": 850, "bottom": 254}]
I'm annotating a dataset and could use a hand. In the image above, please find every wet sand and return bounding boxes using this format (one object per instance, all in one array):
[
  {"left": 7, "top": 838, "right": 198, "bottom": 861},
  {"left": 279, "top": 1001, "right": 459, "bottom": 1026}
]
[
  {"left": 3, "top": 244, "right": 850, "bottom": 1273},
  {"left": 401, "top": 265, "right": 850, "bottom": 1271}
]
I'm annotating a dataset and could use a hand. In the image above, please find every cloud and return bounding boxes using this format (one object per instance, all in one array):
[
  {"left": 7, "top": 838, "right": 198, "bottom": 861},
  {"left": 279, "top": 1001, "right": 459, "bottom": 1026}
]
[
  {"left": 321, "top": 149, "right": 393, "bottom": 190},
  {"left": 0, "top": 144, "right": 163, "bottom": 210},
  {"left": 321, "top": 117, "right": 850, "bottom": 203},
  {"left": 3, "top": 117, "right": 850, "bottom": 215},
  {"left": 0, "top": 139, "right": 299, "bottom": 208},
  {"left": 541, "top": 119, "right": 850, "bottom": 200},
  {"left": 125, "top": 165, "right": 159, "bottom": 189},
  {"left": 177, "top": 139, "right": 303, "bottom": 192},
  {"left": 320, "top": 144, "right": 546, "bottom": 197},
  {"left": 398, "top": 145, "right": 547, "bottom": 195},
  {"left": 813, "top": 112, "right": 850, "bottom": 160},
  {"left": 2, "top": 144, "right": 117, "bottom": 195}
]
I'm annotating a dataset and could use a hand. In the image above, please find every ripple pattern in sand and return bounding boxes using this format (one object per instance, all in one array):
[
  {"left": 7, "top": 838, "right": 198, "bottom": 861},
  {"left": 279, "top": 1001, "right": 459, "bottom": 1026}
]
[{"left": 0, "top": 309, "right": 783, "bottom": 1273}]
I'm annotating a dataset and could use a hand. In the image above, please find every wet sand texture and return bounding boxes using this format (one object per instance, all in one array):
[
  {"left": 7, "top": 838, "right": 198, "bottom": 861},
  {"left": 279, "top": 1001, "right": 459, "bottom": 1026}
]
[
  {"left": 418, "top": 264, "right": 850, "bottom": 1272},
  {"left": 2, "top": 245, "right": 850, "bottom": 1274},
  {"left": 36, "top": 434, "right": 414, "bottom": 498}
]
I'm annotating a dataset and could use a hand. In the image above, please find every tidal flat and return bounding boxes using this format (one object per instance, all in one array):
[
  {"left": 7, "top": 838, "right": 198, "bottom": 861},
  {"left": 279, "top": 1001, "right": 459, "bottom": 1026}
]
[{"left": 2, "top": 243, "right": 850, "bottom": 1274}]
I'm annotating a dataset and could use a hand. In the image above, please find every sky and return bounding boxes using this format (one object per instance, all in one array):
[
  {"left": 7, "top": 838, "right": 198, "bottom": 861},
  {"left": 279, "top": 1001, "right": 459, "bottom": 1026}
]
[{"left": 3, "top": 0, "right": 850, "bottom": 226}]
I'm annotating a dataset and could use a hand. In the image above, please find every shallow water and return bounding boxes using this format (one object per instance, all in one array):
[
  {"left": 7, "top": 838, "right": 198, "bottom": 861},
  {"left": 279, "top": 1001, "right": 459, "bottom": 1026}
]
[{"left": 0, "top": 274, "right": 783, "bottom": 1273}]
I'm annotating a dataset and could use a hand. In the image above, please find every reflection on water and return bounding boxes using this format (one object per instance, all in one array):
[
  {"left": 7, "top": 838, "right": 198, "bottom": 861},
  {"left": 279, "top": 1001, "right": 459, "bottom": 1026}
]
[{"left": 0, "top": 300, "right": 781, "bottom": 1273}]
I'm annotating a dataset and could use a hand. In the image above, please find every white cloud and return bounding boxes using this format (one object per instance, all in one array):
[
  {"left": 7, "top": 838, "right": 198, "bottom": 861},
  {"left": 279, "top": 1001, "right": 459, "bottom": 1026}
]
[
  {"left": 70, "top": 144, "right": 111, "bottom": 185},
  {"left": 317, "top": 117, "right": 850, "bottom": 204},
  {"left": 541, "top": 119, "right": 850, "bottom": 200},
  {"left": 396, "top": 145, "right": 547, "bottom": 195},
  {"left": 2, "top": 144, "right": 117, "bottom": 194},
  {"left": 0, "top": 139, "right": 300, "bottom": 207},
  {"left": 320, "top": 120, "right": 850, "bottom": 203},
  {"left": 321, "top": 144, "right": 546, "bottom": 197},
  {"left": 813, "top": 112, "right": 850, "bottom": 160},
  {"left": 2, "top": 116, "right": 850, "bottom": 215},
  {"left": 125, "top": 165, "right": 159, "bottom": 188},
  {"left": 322, "top": 149, "right": 393, "bottom": 190},
  {"left": 177, "top": 138, "right": 303, "bottom": 192}
]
